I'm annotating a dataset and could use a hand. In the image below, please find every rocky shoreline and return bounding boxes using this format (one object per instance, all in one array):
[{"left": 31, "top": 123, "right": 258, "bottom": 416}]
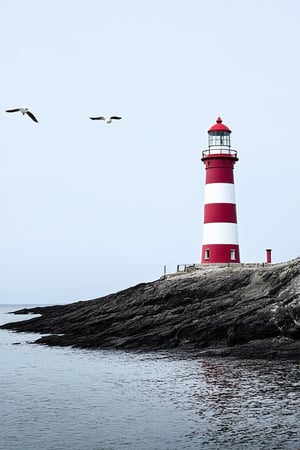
[{"left": 2, "top": 259, "right": 300, "bottom": 360}]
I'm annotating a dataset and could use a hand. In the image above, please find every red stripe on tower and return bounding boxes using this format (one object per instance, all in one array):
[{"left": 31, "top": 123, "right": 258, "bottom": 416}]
[
  {"left": 204, "top": 203, "right": 237, "bottom": 223},
  {"left": 201, "top": 117, "right": 240, "bottom": 263}
]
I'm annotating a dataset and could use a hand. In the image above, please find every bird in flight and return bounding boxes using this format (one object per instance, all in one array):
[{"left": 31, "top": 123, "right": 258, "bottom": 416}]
[
  {"left": 89, "top": 116, "right": 122, "bottom": 123},
  {"left": 6, "top": 107, "right": 38, "bottom": 123}
]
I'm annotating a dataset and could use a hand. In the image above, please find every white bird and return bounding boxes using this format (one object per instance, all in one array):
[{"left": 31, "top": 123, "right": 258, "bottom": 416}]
[
  {"left": 89, "top": 115, "right": 122, "bottom": 123},
  {"left": 6, "top": 107, "right": 38, "bottom": 123}
]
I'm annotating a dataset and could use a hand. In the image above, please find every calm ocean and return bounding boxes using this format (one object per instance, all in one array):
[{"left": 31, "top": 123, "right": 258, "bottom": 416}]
[{"left": 0, "top": 304, "right": 299, "bottom": 450}]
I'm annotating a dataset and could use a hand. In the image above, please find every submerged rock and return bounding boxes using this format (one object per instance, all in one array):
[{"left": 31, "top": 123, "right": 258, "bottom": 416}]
[{"left": 2, "top": 259, "right": 300, "bottom": 360}]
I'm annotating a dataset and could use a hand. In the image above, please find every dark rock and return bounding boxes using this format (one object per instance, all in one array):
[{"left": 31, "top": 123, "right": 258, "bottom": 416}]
[{"left": 2, "top": 259, "right": 300, "bottom": 360}]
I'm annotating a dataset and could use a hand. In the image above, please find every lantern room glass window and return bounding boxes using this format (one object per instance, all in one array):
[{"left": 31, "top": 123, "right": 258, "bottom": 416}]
[{"left": 208, "top": 131, "right": 231, "bottom": 147}]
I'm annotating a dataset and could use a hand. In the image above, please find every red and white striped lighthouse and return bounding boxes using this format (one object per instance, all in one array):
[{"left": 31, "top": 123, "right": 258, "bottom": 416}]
[{"left": 201, "top": 117, "right": 240, "bottom": 264}]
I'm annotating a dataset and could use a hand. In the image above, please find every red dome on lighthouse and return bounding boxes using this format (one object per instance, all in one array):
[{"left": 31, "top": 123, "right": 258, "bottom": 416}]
[{"left": 208, "top": 117, "right": 231, "bottom": 133}]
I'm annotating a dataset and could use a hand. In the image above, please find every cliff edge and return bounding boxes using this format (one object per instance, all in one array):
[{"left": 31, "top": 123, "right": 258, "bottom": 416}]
[{"left": 2, "top": 259, "right": 300, "bottom": 359}]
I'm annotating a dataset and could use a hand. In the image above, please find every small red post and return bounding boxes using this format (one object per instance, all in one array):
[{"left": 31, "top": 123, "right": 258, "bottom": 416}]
[{"left": 266, "top": 249, "right": 272, "bottom": 264}]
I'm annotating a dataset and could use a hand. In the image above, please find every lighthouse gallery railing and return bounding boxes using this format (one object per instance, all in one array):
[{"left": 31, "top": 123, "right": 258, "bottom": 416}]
[{"left": 202, "top": 148, "right": 237, "bottom": 157}]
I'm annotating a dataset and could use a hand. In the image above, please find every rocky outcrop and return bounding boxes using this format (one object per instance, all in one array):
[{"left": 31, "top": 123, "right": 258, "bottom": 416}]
[{"left": 2, "top": 259, "right": 300, "bottom": 359}]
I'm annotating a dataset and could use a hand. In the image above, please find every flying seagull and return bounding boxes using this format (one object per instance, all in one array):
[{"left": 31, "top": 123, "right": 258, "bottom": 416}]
[
  {"left": 6, "top": 107, "right": 38, "bottom": 123},
  {"left": 89, "top": 116, "right": 122, "bottom": 123}
]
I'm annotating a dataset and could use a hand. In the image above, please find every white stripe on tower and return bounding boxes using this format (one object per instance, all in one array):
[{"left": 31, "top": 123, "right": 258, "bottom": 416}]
[
  {"left": 202, "top": 223, "right": 239, "bottom": 245},
  {"left": 204, "top": 183, "right": 236, "bottom": 204}
]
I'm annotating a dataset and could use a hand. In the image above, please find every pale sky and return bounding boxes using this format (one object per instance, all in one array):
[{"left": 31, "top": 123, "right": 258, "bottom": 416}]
[{"left": 1, "top": 0, "right": 299, "bottom": 305}]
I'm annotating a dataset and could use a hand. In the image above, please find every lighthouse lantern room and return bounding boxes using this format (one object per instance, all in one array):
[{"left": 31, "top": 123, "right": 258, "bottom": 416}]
[{"left": 201, "top": 117, "right": 240, "bottom": 264}]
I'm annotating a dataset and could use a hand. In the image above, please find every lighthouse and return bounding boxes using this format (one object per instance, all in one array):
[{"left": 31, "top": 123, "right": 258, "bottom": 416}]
[{"left": 201, "top": 117, "right": 240, "bottom": 264}]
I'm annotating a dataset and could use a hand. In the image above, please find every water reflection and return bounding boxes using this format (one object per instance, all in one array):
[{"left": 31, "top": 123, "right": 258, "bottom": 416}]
[
  {"left": 1, "top": 307, "right": 300, "bottom": 450},
  {"left": 184, "top": 358, "right": 300, "bottom": 448}
]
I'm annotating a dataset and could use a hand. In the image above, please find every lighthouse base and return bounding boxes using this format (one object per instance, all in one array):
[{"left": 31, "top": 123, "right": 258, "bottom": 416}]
[{"left": 201, "top": 244, "right": 240, "bottom": 264}]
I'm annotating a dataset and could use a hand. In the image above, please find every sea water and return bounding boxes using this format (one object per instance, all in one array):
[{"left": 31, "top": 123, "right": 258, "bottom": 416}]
[{"left": 0, "top": 304, "right": 299, "bottom": 450}]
